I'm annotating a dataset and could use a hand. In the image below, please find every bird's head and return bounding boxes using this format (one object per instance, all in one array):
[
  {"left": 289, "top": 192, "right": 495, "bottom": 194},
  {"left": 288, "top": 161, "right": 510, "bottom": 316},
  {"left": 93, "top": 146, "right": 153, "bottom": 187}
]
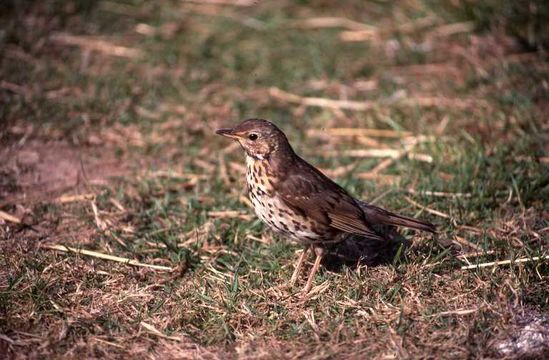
[{"left": 216, "top": 119, "right": 291, "bottom": 160}]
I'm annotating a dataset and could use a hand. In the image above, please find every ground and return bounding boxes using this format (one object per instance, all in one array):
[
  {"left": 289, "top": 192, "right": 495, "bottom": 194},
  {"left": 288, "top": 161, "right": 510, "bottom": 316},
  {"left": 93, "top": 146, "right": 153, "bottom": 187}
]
[{"left": 0, "top": 0, "right": 548, "bottom": 359}]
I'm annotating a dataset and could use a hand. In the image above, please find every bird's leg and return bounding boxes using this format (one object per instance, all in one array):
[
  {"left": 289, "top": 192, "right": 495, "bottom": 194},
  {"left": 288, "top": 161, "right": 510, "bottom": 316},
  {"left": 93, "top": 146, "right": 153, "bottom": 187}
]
[
  {"left": 290, "top": 245, "right": 310, "bottom": 286},
  {"left": 303, "top": 247, "right": 325, "bottom": 294}
]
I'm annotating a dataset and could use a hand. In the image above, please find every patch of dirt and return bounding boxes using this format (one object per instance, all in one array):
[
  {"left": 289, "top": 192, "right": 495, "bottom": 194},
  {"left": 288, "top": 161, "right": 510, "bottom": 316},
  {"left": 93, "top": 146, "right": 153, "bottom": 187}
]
[{"left": 0, "top": 140, "right": 129, "bottom": 208}]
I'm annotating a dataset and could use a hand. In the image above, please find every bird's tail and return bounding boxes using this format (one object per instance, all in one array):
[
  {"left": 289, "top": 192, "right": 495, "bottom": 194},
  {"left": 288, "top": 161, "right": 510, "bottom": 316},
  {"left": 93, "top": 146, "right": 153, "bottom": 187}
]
[{"left": 357, "top": 200, "right": 436, "bottom": 233}]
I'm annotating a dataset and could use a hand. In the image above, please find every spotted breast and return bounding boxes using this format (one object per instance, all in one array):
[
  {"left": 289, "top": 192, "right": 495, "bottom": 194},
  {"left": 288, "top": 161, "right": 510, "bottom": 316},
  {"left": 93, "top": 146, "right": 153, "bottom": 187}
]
[{"left": 245, "top": 155, "right": 328, "bottom": 245}]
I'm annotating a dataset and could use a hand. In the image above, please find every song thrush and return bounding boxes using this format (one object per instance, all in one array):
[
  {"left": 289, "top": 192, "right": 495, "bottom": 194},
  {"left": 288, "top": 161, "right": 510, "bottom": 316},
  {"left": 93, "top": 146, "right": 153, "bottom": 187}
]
[{"left": 217, "top": 119, "right": 435, "bottom": 293}]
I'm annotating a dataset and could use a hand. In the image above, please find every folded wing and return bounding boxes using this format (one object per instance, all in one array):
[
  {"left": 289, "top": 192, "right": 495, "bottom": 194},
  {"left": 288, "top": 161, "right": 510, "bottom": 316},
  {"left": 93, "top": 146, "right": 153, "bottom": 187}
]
[{"left": 274, "top": 158, "right": 384, "bottom": 241}]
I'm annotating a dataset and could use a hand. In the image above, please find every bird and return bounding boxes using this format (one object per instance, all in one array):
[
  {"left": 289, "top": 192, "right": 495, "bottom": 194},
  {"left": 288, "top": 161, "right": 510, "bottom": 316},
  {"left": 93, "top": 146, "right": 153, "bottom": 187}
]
[{"left": 216, "top": 118, "right": 435, "bottom": 293}]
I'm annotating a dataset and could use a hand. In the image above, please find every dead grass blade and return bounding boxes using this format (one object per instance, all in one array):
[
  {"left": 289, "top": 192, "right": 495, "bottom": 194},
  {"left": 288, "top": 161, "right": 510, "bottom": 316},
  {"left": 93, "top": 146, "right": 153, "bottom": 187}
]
[
  {"left": 146, "top": 170, "right": 208, "bottom": 180},
  {"left": 239, "top": 195, "right": 253, "bottom": 209},
  {"left": 43, "top": 244, "right": 173, "bottom": 271},
  {"left": 326, "top": 149, "right": 432, "bottom": 162},
  {"left": 270, "top": 87, "right": 487, "bottom": 111},
  {"left": 363, "top": 135, "right": 432, "bottom": 175},
  {"left": 404, "top": 196, "right": 451, "bottom": 219},
  {"left": 92, "top": 337, "right": 125, "bottom": 349},
  {"left": 208, "top": 210, "right": 252, "bottom": 220},
  {"left": 140, "top": 322, "right": 182, "bottom": 340},
  {"left": 339, "top": 30, "right": 377, "bottom": 42},
  {"left": 178, "top": 220, "right": 214, "bottom": 247},
  {"left": 0, "top": 210, "right": 21, "bottom": 224},
  {"left": 407, "top": 188, "right": 472, "bottom": 198},
  {"left": 307, "top": 128, "right": 412, "bottom": 138},
  {"left": 403, "top": 96, "right": 490, "bottom": 109},
  {"left": 90, "top": 200, "right": 107, "bottom": 231},
  {"left": 428, "top": 308, "right": 479, "bottom": 317},
  {"left": 319, "top": 162, "right": 359, "bottom": 177},
  {"left": 452, "top": 235, "right": 483, "bottom": 251},
  {"left": 182, "top": 0, "right": 256, "bottom": 6},
  {"left": 218, "top": 154, "right": 231, "bottom": 187},
  {"left": 427, "top": 21, "right": 474, "bottom": 38},
  {"left": 55, "top": 193, "right": 96, "bottom": 204},
  {"left": 270, "top": 87, "right": 375, "bottom": 111},
  {"left": 461, "top": 255, "right": 549, "bottom": 270},
  {"left": 292, "top": 17, "right": 377, "bottom": 32},
  {"left": 50, "top": 32, "right": 143, "bottom": 58},
  {"left": 0, "top": 334, "right": 15, "bottom": 344},
  {"left": 340, "top": 15, "right": 438, "bottom": 42},
  {"left": 457, "top": 250, "right": 496, "bottom": 260},
  {"left": 355, "top": 173, "right": 400, "bottom": 184},
  {"left": 327, "top": 149, "right": 400, "bottom": 158}
]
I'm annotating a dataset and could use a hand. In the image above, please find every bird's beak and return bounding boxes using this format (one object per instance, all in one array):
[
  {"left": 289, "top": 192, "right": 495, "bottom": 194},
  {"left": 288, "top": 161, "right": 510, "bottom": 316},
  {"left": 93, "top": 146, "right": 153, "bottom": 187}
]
[{"left": 216, "top": 128, "right": 238, "bottom": 139}]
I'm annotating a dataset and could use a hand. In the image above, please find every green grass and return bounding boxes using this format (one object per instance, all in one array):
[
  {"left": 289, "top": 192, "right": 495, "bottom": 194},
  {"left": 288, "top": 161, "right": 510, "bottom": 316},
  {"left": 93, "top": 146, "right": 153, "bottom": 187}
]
[{"left": 1, "top": 0, "right": 548, "bottom": 358}]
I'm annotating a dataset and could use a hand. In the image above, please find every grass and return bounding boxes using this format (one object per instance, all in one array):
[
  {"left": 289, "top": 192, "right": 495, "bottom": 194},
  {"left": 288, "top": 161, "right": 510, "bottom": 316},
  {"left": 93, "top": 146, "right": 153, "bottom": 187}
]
[{"left": 1, "top": 0, "right": 548, "bottom": 358}]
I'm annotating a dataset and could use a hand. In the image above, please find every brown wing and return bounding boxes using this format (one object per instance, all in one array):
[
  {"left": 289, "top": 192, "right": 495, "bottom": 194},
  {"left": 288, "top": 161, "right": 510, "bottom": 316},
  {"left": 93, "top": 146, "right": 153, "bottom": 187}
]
[
  {"left": 356, "top": 200, "right": 436, "bottom": 233},
  {"left": 273, "top": 157, "right": 384, "bottom": 241}
]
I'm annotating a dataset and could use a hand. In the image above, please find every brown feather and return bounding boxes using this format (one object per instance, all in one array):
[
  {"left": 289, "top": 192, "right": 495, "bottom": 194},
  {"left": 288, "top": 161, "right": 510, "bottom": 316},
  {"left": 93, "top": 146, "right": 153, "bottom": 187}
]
[
  {"left": 357, "top": 200, "right": 436, "bottom": 233},
  {"left": 272, "top": 153, "right": 385, "bottom": 240}
]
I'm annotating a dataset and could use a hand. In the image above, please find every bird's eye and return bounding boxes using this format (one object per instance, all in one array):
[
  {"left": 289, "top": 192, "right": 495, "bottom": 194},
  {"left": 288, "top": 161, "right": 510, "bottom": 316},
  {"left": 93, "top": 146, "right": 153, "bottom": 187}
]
[{"left": 248, "top": 133, "right": 258, "bottom": 141}]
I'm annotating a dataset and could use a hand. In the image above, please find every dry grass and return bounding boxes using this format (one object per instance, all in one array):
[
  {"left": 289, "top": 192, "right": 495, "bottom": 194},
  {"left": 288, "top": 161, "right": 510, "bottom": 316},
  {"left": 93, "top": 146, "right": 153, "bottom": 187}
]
[{"left": 1, "top": 0, "right": 548, "bottom": 359}]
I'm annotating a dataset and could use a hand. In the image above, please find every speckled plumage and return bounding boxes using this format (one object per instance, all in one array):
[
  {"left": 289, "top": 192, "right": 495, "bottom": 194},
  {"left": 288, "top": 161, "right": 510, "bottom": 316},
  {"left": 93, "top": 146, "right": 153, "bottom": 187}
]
[
  {"left": 245, "top": 155, "right": 341, "bottom": 245},
  {"left": 217, "top": 118, "right": 435, "bottom": 293}
]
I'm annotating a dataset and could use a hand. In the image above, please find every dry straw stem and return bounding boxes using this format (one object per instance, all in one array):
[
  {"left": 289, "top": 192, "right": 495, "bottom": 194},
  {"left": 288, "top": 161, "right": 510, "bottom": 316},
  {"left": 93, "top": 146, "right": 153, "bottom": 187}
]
[
  {"left": 320, "top": 162, "right": 359, "bottom": 177},
  {"left": 307, "top": 128, "right": 412, "bottom": 138},
  {"left": 426, "top": 21, "right": 475, "bottom": 38},
  {"left": 0, "top": 210, "right": 21, "bottom": 224},
  {"left": 339, "top": 30, "right": 377, "bottom": 42},
  {"left": 453, "top": 235, "right": 482, "bottom": 251},
  {"left": 140, "top": 322, "right": 182, "bottom": 341},
  {"left": 90, "top": 200, "right": 107, "bottom": 231},
  {"left": 43, "top": 244, "right": 174, "bottom": 271},
  {"left": 239, "top": 195, "right": 254, "bottom": 209},
  {"left": 50, "top": 32, "right": 143, "bottom": 58},
  {"left": 368, "top": 135, "right": 431, "bottom": 174},
  {"left": 457, "top": 250, "right": 496, "bottom": 259},
  {"left": 409, "top": 96, "right": 489, "bottom": 109},
  {"left": 339, "top": 14, "right": 439, "bottom": 42},
  {"left": 269, "top": 87, "right": 486, "bottom": 111},
  {"left": 407, "top": 188, "right": 472, "bottom": 198},
  {"left": 270, "top": 87, "right": 376, "bottom": 111},
  {"left": 207, "top": 210, "right": 253, "bottom": 220},
  {"left": 325, "top": 149, "right": 433, "bottom": 163},
  {"left": 146, "top": 170, "right": 208, "bottom": 180},
  {"left": 55, "top": 193, "right": 96, "bottom": 203},
  {"left": 218, "top": 154, "right": 231, "bottom": 187},
  {"left": 193, "top": 158, "right": 216, "bottom": 173},
  {"left": 355, "top": 172, "right": 400, "bottom": 184},
  {"left": 92, "top": 337, "right": 125, "bottom": 349},
  {"left": 178, "top": 220, "right": 214, "bottom": 247},
  {"left": 335, "top": 148, "right": 403, "bottom": 158},
  {"left": 404, "top": 196, "right": 451, "bottom": 219},
  {"left": 461, "top": 255, "right": 549, "bottom": 270},
  {"left": 292, "top": 17, "right": 377, "bottom": 32},
  {"left": 428, "top": 308, "right": 479, "bottom": 317},
  {"left": 357, "top": 135, "right": 391, "bottom": 148},
  {"left": 182, "top": 0, "right": 256, "bottom": 6},
  {"left": 0, "top": 334, "right": 15, "bottom": 345}
]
